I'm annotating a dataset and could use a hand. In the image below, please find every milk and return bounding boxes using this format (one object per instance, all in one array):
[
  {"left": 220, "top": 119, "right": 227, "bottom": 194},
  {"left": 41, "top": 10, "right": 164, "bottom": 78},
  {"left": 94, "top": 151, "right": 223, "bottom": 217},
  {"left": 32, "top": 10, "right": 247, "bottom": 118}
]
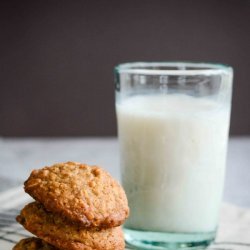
[{"left": 116, "top": 94, "right": 230, "bottom": 233}]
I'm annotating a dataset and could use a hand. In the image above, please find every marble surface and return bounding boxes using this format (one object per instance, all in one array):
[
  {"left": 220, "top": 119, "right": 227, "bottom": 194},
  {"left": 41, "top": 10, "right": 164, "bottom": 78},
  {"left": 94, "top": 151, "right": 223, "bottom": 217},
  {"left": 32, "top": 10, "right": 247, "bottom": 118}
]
[
  {"left": 0, "top": 137, "right": 249, "bottom": 208},
  {"left": 1, "top": 186, "right": 250, "bottom": 249}
]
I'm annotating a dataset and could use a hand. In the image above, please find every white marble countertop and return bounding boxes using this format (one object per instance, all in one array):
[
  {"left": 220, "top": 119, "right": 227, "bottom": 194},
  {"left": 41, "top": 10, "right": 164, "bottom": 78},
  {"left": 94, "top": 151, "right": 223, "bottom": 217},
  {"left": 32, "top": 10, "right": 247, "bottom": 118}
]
[{"left": 0, "top": 137, "right": 249, "bottom": 208}]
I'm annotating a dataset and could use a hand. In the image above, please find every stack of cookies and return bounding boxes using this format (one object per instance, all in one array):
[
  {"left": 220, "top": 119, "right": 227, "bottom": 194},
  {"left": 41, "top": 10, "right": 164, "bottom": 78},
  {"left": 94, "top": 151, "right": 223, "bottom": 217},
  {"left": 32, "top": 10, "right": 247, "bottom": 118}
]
[{"left": 13, "top": 162, "right": 129, "bottom": 250}]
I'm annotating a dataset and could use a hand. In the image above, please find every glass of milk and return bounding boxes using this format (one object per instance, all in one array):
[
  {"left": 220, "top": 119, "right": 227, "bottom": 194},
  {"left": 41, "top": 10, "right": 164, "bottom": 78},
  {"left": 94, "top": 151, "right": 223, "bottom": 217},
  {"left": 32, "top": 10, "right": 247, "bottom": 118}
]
[{"left": 114, "top": 62, "right": 233, "bottom": 249}]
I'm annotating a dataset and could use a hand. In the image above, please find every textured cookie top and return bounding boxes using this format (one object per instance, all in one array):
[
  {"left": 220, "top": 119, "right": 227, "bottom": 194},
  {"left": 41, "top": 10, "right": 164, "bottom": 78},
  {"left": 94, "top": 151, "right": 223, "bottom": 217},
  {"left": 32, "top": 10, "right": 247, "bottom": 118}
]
[
  {"left": 24, "top": 162, "right": 129, "bottom": 228},
  {"left": 17, "top": 202, "right": 125, "bottom": 250},
  {"left": 13, "top": 237, "right": 58, "bottom": 250}
]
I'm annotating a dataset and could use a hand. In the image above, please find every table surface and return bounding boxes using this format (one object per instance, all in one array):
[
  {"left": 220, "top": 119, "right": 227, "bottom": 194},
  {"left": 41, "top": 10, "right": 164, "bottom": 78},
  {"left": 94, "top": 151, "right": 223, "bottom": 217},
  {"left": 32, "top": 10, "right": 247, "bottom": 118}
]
[{"left": 0, "top": 137, "right": 249, "bottom": 208}]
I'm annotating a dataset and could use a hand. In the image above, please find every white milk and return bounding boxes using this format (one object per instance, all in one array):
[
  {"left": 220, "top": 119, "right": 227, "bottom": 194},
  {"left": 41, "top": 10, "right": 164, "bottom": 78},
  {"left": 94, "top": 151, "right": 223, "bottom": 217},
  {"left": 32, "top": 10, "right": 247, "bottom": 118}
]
[{"left": 116, "top": 94, "right": 230, "bottom": 233}]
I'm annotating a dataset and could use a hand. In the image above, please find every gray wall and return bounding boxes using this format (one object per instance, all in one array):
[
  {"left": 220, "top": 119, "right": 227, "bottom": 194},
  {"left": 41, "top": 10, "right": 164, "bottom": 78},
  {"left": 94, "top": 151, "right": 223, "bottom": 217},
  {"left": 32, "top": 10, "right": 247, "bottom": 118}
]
[{"left": 1, "top": 0, "right": 249, "bottom": 136}]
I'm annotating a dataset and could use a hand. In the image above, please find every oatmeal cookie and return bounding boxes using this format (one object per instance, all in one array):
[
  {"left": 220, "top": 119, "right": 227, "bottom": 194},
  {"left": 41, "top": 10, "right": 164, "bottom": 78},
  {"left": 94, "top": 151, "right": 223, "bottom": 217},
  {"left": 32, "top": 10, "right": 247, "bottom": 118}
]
[
  {"left": 13, "top": 237, "right": 58, "bottom": 250},
  {"left": 24, "top": 162, "right": 129, "bottom": 228},
  {"left": 16, "top": 202, "right": 125, "bottom": 250}
]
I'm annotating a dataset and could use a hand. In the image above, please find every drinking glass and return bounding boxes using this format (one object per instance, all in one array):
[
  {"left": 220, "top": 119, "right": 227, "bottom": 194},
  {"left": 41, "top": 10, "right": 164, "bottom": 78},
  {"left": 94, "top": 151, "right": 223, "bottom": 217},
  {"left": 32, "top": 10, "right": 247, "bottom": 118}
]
[{"left": 114, "top": 62, "right": 233, "bottom": 249}]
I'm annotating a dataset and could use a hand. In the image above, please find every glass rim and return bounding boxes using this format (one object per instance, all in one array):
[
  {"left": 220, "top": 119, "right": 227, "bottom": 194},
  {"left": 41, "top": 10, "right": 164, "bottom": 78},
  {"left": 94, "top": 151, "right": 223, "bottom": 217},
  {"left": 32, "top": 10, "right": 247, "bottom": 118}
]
[{"left": 115, "top": 61, "right": 233, "bottom": 76}]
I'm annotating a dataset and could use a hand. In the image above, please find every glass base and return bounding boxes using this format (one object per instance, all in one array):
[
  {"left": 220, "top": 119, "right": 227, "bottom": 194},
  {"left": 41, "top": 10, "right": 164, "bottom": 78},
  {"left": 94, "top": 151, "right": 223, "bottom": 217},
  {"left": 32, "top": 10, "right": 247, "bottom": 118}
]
[{"left": 124, "top": 227, "right": 216, "bottom": 250}]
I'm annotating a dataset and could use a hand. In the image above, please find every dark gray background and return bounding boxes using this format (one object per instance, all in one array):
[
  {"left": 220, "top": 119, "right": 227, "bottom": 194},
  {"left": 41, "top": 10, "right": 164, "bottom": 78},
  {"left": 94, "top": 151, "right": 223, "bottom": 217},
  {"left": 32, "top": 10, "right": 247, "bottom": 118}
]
[{"left": 1, "top": 0, "right": 249, "bottom": 136}]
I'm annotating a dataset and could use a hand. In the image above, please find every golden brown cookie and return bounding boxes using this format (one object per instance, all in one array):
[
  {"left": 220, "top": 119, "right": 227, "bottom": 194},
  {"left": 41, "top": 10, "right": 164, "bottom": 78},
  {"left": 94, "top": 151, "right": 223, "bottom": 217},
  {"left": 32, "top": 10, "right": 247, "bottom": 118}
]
[
  {"left": 13, "top": 237, "right": 58, "bottom": 250},
  {"left": 24, "top": 161, "right": 129, "bottom": 228},
  {"left": 17, "top": 202, "right": 125, "bottom": 250}
]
